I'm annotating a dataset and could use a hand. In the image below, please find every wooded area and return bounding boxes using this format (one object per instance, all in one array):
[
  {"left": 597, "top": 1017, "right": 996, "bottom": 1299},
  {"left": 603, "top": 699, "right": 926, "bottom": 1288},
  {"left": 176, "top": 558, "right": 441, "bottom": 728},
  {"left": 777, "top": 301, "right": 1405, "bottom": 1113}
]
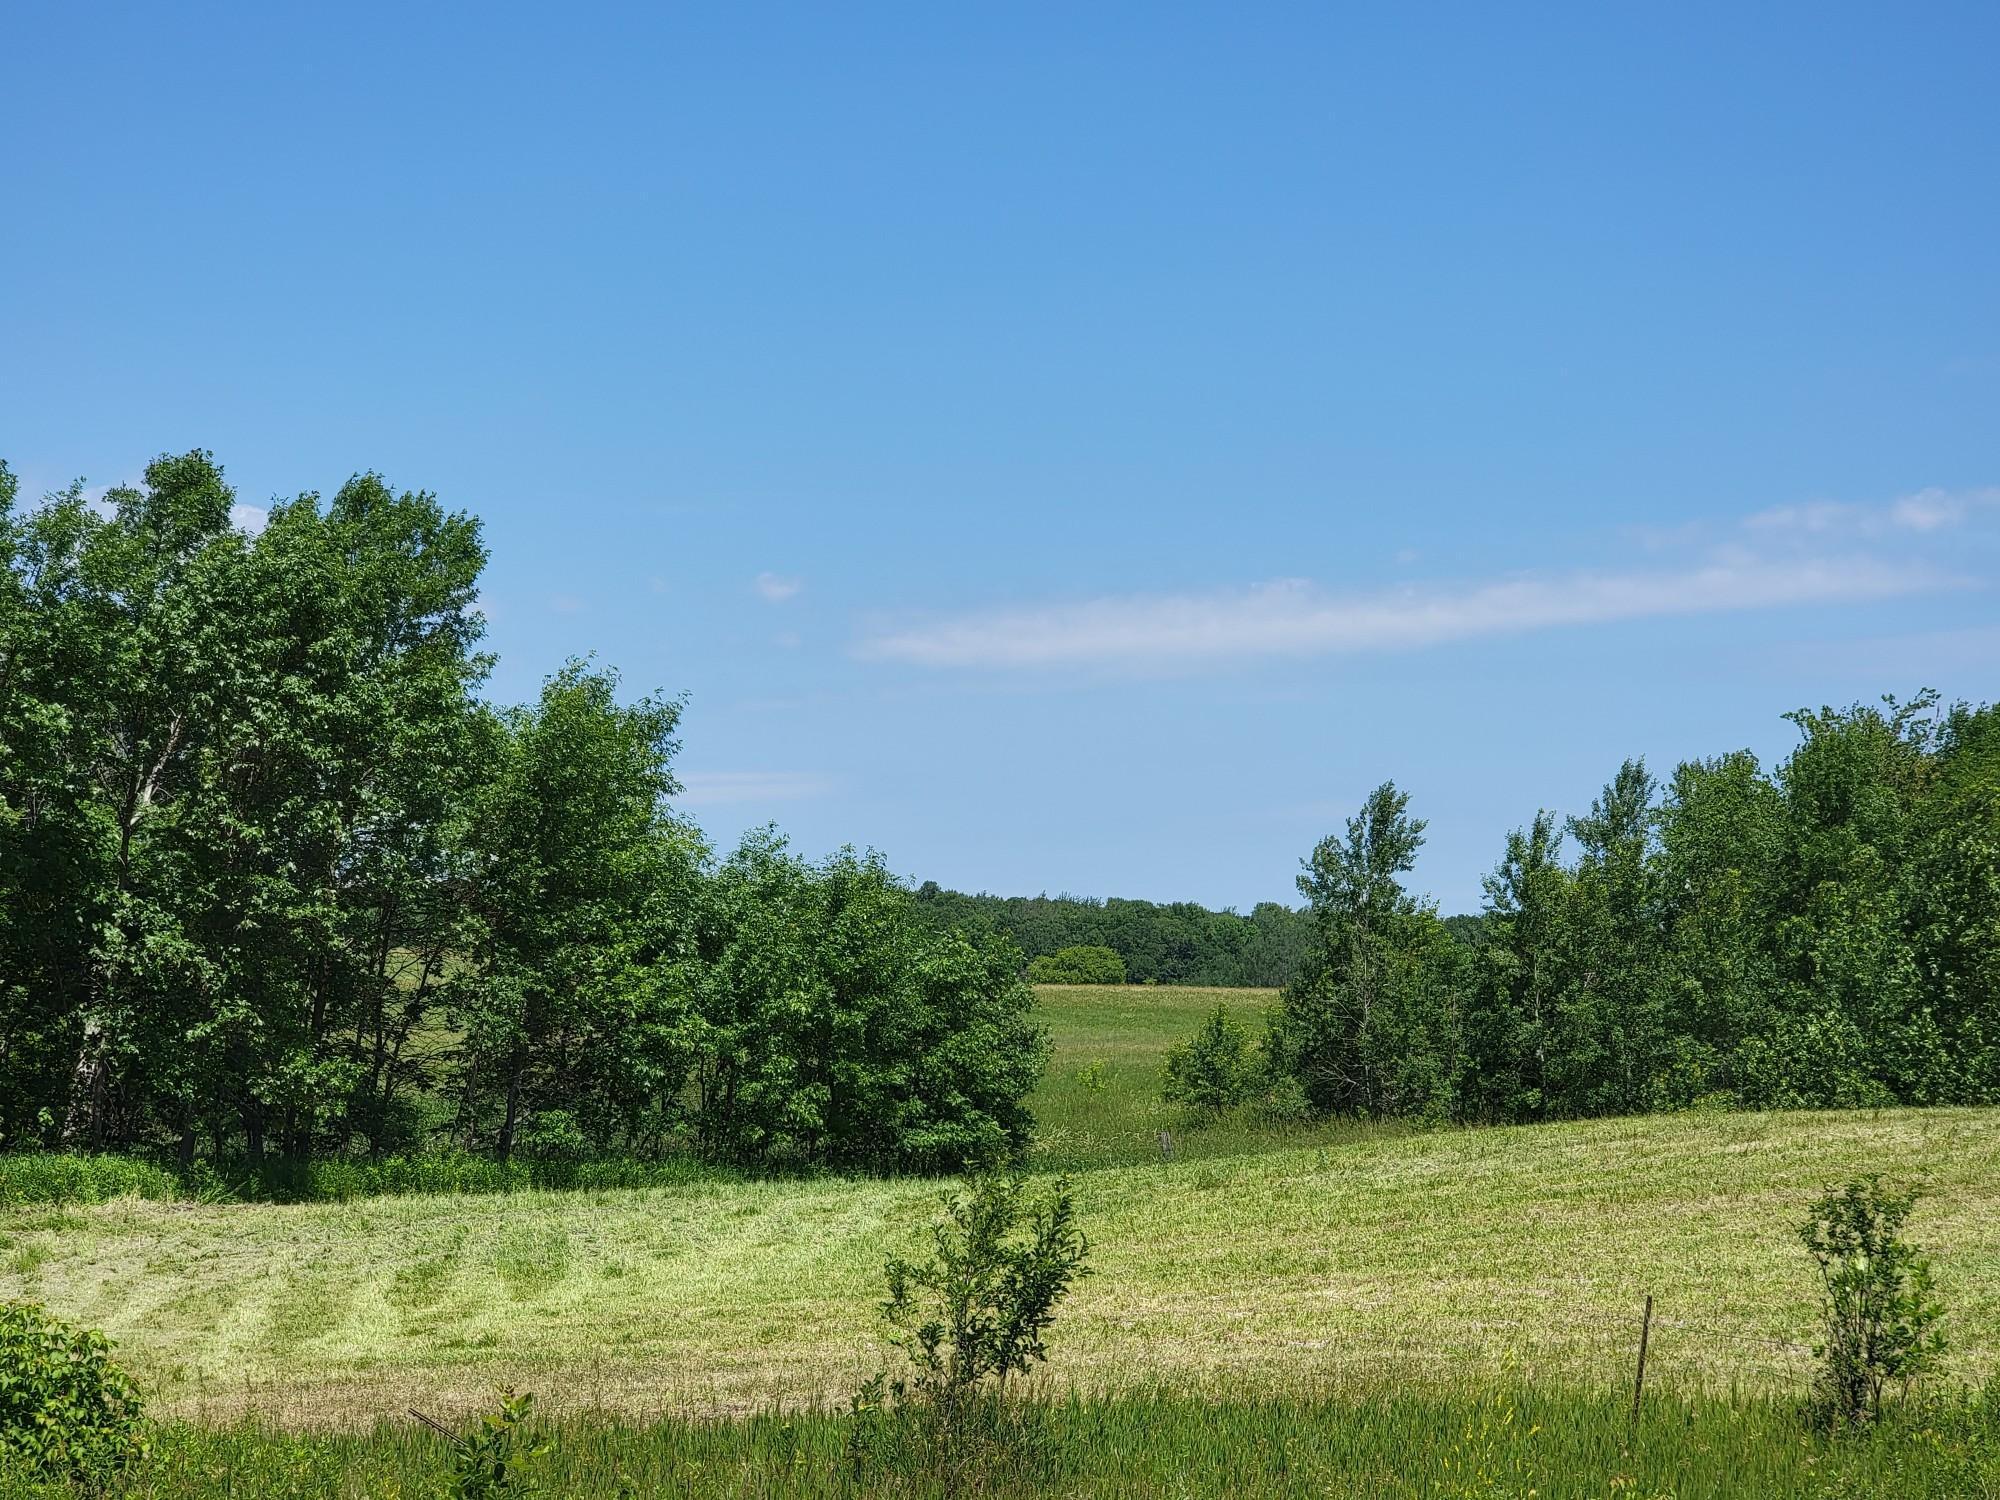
[
  {"left": 5, "top": 450, "right": 1997, "bottom": 1174},
  {"left": 913, "top": 888, "right": 1312, "bottom": 988},
  {"left": 1268, "top": 700, "right": 2000, "bottom": 1121},
  {"left": 0, "top": 454, "right": 1041, "bottom": 1171}
]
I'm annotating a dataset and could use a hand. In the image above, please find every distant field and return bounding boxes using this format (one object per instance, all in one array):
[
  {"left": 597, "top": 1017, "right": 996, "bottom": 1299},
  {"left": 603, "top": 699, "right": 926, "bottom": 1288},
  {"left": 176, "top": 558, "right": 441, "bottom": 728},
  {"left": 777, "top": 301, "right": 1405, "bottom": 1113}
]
[
  {"left": 3, "top": 1106, "right": 1996, "bottom": 1427},
  {"left": 1028, "top": 983, "right": 1403, "bottom": 1169}
]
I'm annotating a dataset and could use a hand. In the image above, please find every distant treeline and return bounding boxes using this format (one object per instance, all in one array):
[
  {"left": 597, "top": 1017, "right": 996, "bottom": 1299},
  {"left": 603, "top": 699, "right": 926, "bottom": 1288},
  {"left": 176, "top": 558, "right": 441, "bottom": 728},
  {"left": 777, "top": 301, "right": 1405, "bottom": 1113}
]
[
  {"left": 911, "top": 887, "right": 1314, "bottom": 988},
  {"left": 0, "top": 454, "right": 1040, "bottom": 1173},
  {"left": 1265, "top": 694, "right": 2000, "bottom": 1123}
]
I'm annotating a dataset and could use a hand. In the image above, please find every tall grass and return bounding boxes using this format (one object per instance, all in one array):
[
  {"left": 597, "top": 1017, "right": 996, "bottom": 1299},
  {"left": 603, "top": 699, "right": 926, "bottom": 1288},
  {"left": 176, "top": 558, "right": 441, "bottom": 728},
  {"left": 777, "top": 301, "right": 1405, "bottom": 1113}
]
[
  {"left": 0, "top": 1155, "right": 180, "bottom": 1209},
  {"left": 0, "top": 1385, "right": 1995, "bottom": 1497},
  {"left": 0, "top": 1151, "right": 729, "bottom": 1208}
]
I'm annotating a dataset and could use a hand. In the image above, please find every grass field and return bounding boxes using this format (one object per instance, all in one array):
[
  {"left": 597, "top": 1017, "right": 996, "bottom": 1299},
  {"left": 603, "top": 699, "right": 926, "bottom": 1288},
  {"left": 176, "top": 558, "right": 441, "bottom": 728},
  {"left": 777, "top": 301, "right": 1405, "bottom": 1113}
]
[
  {"left": 1027, "top": 984, "right": 1408, "bottom": 1170},
  {"left": 0, "top": 980, "right": 1992, "bottom": 1500},
  {"left": 3, "top": 983, "right": 1998, "bottom": 1496}
]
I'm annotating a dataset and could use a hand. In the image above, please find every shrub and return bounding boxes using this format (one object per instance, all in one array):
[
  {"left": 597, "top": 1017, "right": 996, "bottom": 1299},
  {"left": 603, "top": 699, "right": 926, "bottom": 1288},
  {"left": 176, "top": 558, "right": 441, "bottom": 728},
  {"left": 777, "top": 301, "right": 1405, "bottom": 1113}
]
[
  {"left": 1800, "top": 1176, "right": 1947, "bottom": 1429},
  {"left": 1162, "top": 1004, "right": 1257, "bottom": 1113},
  {"left": 1026, "top": 946, "right": 1127, "bottom": 986},
  {"left": 0, "top": 1301, "right": 148, "bottom": 1481},
  {"left": 865, "top": 1169, "right": 1089, "bottom": 1421},
  {"left": 414, "top": 1387, "right": 548, "bottom": 1497}
]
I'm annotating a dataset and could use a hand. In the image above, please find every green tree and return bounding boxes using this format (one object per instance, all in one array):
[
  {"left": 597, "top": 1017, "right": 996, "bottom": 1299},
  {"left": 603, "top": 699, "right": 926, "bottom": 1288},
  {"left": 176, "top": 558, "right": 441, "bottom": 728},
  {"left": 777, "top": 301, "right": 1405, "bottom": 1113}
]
[
  {"left": 1466, "top": 810, "right": 1570, "bottom": 1122},
  {"left": 179, "top": 471, "right": 491, "bottom": 1163},
  {"left": 1557, "top": 760, "right": 1667, "bottom": 1115},
  {"left": 1654, "top": 749, "right": 1786, "bottom": 1105},
  {"left": 455, "top": 662, "right": 698, "bottom": 1161},
  {"left": 697, "top": 837, "right": 1047, "bottom": 1170},
  {"left": 871, "top": 1169, "right": 1089, "bottom": 1415},
  {"left": 1162, "top": 1003, "right": 1256, "bottom": 1112},
  {"left": 1800, "top": 1176, "right": 1946, "bottom": 1428},
  {"left": 1268, "top": 782, "right": 1466, "bottom": 1120}
]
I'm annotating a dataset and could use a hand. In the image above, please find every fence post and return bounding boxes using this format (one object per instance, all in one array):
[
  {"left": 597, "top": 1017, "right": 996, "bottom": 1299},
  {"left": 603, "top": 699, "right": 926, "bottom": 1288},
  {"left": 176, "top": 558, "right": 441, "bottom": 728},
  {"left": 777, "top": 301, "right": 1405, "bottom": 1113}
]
[{"left": 1629, "top": 1293, "right": 1654, "bottom": 1438}]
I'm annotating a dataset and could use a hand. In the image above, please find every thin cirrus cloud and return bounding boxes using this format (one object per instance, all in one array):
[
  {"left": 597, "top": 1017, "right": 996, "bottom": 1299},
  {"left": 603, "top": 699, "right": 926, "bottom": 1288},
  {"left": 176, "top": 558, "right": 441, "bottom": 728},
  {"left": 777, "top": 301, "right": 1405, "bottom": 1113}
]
[
  {"left": 1744, "top": 485, "right": 2000, "bottom": 538},
  {"left": 856, "top": 490, "right": 1992, "bottom": 673},
  {"left": 753, "top": 571, "right": 803, "bottom": 603},
  {"left": 676, "top": 770, "right": 832, "bottom": 808}
]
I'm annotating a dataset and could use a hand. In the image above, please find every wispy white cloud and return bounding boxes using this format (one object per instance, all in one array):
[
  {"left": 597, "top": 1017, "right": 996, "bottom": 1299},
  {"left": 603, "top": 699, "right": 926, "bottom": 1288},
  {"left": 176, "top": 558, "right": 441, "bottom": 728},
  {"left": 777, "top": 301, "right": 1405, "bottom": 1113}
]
[
  {"left": 753, "top": 571, "right": 803, "bottom": 603},
  {"left": 1746, "top": 486, "right": 2000, "bottom": 539},
  {"left": 859, "top": 556, "right": 1958, "bottom": 671},
  {"left": 1743, "top": 499, "right": 1862, "bottom": 536},
  {"left": 860, "top": 488, "right": 1996, "bottom": 673},
  {"left": 230, "top": 504, "right": 268, "bottom": 534},
  {"left": 1890, "top": 487, "right": 1990, "bottom": 533},
  {"left": 677, "top": 770, "right": 831, "bottom": 807}
]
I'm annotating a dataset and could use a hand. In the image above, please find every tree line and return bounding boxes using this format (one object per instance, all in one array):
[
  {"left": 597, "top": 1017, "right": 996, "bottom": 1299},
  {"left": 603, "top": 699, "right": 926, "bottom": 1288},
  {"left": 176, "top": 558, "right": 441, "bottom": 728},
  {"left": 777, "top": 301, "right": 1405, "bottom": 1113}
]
[
  {"left": 0, "top": 453, "right": 1042, "bottom": 1172},
  {"left": 1264, "top": 695, "right": 2000, "bottom": 1122},
  {"left": 911, "top": 887, "right": 1314, "bottom": 989}
]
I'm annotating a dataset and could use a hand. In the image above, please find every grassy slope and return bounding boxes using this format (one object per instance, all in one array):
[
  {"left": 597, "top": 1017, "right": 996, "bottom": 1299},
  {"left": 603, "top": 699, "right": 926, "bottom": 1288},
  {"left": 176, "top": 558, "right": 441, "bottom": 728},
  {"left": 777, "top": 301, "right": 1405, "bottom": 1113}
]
[{"left": 1, "top": 986, "right": 1996, "bottom": 1428}]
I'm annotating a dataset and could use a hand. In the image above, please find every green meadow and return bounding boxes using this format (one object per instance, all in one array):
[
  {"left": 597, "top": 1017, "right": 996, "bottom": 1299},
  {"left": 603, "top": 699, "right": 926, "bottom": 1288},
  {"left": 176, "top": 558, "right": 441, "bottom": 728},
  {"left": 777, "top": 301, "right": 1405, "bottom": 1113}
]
[
  {"left": 1026, "top": 984, "right": 1406, "bottom": 1169},
  {"left": 4, "top": 984, "right": 1998, "bottom": 1494},
  {"left": 5, "top": 990, "right": 1998, "bottom": 1422}
]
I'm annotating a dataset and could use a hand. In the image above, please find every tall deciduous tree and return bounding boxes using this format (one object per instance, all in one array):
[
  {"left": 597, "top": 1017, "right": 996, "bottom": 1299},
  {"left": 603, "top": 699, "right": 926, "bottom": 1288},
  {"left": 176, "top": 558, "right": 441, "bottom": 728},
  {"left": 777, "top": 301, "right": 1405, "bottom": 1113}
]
[
  {"left": 455, "top": 662, "right": 698, "bottom": 1161},
  {"left": 696, "top": 835, "right": 1046, "bottom": 1169},
  {"left": 1268, "top": 782, "right": 1466, "bottom": 1121}
]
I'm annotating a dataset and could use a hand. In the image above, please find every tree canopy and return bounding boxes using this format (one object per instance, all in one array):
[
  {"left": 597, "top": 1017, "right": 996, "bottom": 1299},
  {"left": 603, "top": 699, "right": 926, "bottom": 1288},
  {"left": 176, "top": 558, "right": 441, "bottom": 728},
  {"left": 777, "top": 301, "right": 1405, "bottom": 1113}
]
[
  {"left": 0, "top": 452, "right": 1042, "bottom": 1173},
  {"left": 1269, "top": 695, "right": 2000, "bottom": 1122}
]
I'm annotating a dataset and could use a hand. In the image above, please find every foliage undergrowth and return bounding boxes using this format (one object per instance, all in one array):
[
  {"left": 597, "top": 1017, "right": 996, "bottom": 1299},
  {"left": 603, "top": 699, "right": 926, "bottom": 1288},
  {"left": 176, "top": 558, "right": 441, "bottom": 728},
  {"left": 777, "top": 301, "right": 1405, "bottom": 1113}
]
[
  {"left": 1162, "top": 1003, "right": 1260, "bottom": 1113},
  {"left": 1, "top": 1386, "right": 1998, "bottom": 1497},
  {"left": 0, "top": 1301, "right": 147, "bottom": 1483},
  {"left": 852, "top": 1169, "right": 1088, "bottom": 1482}
]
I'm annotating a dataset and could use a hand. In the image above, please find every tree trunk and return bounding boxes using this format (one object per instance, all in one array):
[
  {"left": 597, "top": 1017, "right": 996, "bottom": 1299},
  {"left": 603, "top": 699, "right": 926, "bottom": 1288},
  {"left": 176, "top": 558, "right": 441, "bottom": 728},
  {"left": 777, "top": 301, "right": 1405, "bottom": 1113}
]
[
  {"left": 60, "top": 1019, "right": 108, "bottom": 1150},
  {"left": 242, "top": 1100, "right": 266, "bottom": 1162},
  {"left": 497, "top": 1050, "right": 524, "bottom": 1162}
]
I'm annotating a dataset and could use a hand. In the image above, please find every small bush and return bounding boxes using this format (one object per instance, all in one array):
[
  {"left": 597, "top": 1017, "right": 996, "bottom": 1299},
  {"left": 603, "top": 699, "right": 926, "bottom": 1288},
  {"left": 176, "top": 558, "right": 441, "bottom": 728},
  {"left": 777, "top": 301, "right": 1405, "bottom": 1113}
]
[
  {"left": 0, "top": 1301, "right": 148, "bottom": 1481},
  {"left": 865, "top": 1169, "right": 1089, "bottom": 1421},
  {"left": 1800, "top": 1175, "right": 1947, "bottom": 1429},
  {"left": 1162, "top": 1004, "right": 1257, "bottom": 1113},
  {"left": 1026, "top": 946, "right": 1127, "bottom": 985}
]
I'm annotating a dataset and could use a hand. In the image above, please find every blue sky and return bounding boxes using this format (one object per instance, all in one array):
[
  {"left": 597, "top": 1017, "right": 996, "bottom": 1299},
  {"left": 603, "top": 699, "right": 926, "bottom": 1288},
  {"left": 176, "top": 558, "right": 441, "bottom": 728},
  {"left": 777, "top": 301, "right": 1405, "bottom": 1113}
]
[{"left": 5, "top": 3, "right": 1997, "bottom": 913}]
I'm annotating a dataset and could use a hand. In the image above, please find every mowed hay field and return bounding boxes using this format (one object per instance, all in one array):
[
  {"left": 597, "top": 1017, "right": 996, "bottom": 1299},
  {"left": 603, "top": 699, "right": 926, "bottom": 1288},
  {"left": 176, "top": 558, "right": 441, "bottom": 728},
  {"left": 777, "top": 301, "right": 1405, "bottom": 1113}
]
[{"left": 2, "top": 986, "right": 1998, "bottom": 1430}]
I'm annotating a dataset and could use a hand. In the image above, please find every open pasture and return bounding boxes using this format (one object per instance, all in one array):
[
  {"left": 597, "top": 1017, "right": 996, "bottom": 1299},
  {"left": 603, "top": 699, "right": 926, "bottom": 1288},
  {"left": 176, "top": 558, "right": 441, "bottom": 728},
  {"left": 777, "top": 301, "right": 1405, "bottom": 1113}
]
[{"left": 3, "top": 1101, "right": 1996, "bottom": 1428}]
